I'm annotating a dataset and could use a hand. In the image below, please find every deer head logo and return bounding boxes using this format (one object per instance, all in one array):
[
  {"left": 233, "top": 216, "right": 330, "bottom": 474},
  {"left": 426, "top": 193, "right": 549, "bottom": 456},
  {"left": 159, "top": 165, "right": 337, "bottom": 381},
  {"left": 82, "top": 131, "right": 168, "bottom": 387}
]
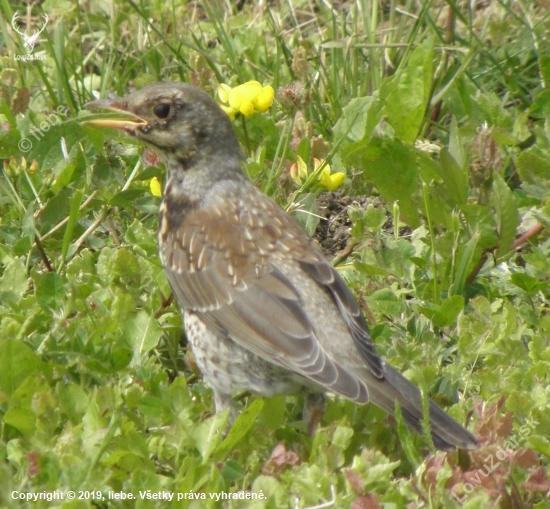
[{"left": 11, "top": 11, "right": 49, "bottom": 54}]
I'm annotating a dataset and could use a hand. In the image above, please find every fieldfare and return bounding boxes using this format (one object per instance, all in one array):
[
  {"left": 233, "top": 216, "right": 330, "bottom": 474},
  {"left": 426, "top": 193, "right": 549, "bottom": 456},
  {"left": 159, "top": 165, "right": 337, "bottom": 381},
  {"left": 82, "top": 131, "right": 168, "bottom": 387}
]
[{"left": 86, "top": 82, "right": 478, "bottom": 451}]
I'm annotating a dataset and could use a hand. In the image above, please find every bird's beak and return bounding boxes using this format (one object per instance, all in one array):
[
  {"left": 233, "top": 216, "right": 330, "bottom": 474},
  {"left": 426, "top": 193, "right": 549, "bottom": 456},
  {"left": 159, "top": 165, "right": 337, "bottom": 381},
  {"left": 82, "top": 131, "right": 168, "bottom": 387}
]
[{"left": 84, "top": 99, "right": 148, "bottom": 131}]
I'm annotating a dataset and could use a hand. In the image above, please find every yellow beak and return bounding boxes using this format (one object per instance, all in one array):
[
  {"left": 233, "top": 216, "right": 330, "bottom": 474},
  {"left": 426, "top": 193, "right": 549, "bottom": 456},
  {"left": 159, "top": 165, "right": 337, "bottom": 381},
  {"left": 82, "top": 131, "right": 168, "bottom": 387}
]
[{"left": 84, "top": 99, "right": 148, "bottom": 131}]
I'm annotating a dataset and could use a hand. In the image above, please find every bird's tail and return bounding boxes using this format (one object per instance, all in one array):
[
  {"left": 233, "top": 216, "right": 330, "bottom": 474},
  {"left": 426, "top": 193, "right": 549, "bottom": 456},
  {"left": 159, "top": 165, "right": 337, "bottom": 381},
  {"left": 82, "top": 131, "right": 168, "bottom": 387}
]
[{"left": 367, "top": 364, "right": 478, "bottom": 451}]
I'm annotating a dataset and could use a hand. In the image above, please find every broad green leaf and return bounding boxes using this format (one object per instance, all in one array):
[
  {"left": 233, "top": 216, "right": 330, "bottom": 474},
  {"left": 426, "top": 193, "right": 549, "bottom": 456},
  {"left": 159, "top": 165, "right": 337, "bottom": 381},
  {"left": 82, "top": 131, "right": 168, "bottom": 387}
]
[
  {"left": 380, "top": 37, "right": 434, "bottom": 144},
  {"left": 344, "top": 137, "right": 420, "bottom": 227},
  {"left": 516, "top": 146, "right": 550, "bottom": 186},
  {"left": 37, "top": 187, "right": 72, "bottom": 231},
  {"left": 394, "top": 402, "right": 422, "bottom": 467},
  {"left": 137, "top": 396, "right": 165, "bottom": 417},
  {"left": 448, "top": 117, "right": 465, "bottom": 169},
  {"left": 3, "top": 374, "right": 50, "bottom": 436},
  {"left": 191, "top": 409, "right": 230, "bottom": 462},
  {"left": 450, "top": 232, "right": 480, "bottom": 296},
  {"left": 439, "top": 148, "right": 467, "bottom": 206},
  {"left": 125, "top": 311, "right": 163, "bottom": 355},
  {"left": 58, "top": 383, "right": 90, "bottom": 424},
  {"left": 110, "top": 188, "right": 147, "bottom": 207},
  {"left": 491, "top": 173, "right": 519, "bottom": 258},
  {"left": 51, "top": 161, "right": 76, "bottom": 193},
  {"left": 0, "top": 129, "right": 21, "bottom": 158},
  {"left": 0, "top": 340, "right": 41, "bottom": 398},
  {"left": 292, "top": 193, "right": 320, "bottom": 236},
  {"left": 420, "top": 295, "right": 464, "bottom": 328},
  {"left": 214, "top": 399, "right": 264, "bottom": 460},
  {"left": 0, "top": 258, "right": 28, "bottom": 295},
  {"left": 510, "top": 273, "right": 547, "bottom": 295},
  {"left": 221, "top": 459, "right": 245, "bottom": 481},
  {"left": 27, "top": 121, "right": 87, "bottom": 170},
  {"left": 435, "top": 295, "right": 465, "bottom": 327},
  {"left": 332, "top": 96, "right": 382, "bottom": 145},
  {"left": 33, "top": 271, "right": 66, "bottom": 311},
  {"left": 370, "top": 288, "right": 405, "bottom": 315},
  {"left": 354, "top": 260, "right": 388, "bottom": 277}
]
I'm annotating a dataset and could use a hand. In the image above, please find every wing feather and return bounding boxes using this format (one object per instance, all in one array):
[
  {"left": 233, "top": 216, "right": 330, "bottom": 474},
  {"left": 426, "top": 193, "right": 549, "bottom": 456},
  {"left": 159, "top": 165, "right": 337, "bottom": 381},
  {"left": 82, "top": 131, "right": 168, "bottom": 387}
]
[{"left": 160, "top": 187, "right": 373, "bottom": 402}]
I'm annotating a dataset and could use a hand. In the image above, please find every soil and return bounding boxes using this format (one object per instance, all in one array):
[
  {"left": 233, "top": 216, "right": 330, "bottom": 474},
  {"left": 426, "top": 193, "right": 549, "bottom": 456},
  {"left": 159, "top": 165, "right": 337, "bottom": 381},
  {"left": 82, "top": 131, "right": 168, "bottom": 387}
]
[{"left": 313, "top": 192, "right": 386, "bottom": 258}]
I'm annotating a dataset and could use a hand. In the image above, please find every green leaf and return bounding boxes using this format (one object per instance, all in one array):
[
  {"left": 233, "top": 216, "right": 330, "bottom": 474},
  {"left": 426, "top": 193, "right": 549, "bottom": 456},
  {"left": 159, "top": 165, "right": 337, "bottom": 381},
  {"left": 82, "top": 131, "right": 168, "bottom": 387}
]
[
  {"left": 62, "top": 188, "right": 84, "bottom": 263},
  {"left": 370, "top": 289, "right": 405, "bottom": 315},
  {"left": 448, "top": 116, "right": 465, "bottom": 169},
  {"left": 292, "top": 193, "right": 320, "bottom": 236},
  {"left": 450, "top": 232, "right": 480, "bottom": 296},
  {"left": 221, "top": 459, "right": 245, "bottom": 481},
  {"left": 27, "top": 121, "right": 87, "bottom": 170},
  {"left": 191, "top": 410, "right": 230, "bottom": 462},
  {"left": 37, "top": 187, "right": 72, "bottom": 232},
  {"left": 420, "top": 295, "right": 464, "bottom": 328},
  {"left": 435, "top": 295, "right": 465, "bottom": 328},
  {"left": 344, "top": 137, "right": 420, "bottom": 227},
  {"left": 51, "top": 161, "right": 76, "bottom": 193},
  {"left": 137, "top": 396, "right": 165, "bottom": 417},
  {"left": 439, "top": 148, "right": 468, "bottom": 206},
  {"left": 332, "top": 96, "right": 382, "bottom": 145},
  {"left": 58, "top": 383, "right": 90, "bottom": 424},
  {"left": 353, "top": 260, "right": 388, "bottom": 277},
  {"left": 394, "top": 401, "right": 422, "bottom": 467},
  {"left": 492, "top": 173, "right": 519, "bottom": 258},
  {"left": 33, "top": 271, "right": 66, "bottom": 311},
  {"left": 510, "top": 273, "right": 547, "bottom": 295},
  {"left": 380, "top": 37, "right": 434, "bottom": 144},
  {"left": 0, "top": 129, "right": 22, "bottom": 158},
  {"left": 0, "top": 258, "right": 28, "bottom": 296},
  {"left": 110, "top": 188, "right": 147, "bottom": 207},
  {"left": 0, "top": 340, "right": 41, "bottom": 398},
  {"left": 214, "top": 399, "right": 264, "bottom": 460},
  {"left": 3, "top": 374, "right": 49, "bottom": 436},
  {"left": 125, "top": 311, "right": 163, "bottom": 355},
  {"left": 516, "top": 146, "right": 550, "bottom": 186}
]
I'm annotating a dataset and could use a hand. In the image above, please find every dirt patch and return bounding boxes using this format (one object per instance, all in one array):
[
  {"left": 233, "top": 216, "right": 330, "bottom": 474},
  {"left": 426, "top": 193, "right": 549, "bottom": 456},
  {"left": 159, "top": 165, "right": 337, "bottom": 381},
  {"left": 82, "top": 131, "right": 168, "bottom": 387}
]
[{"left": 314, "top": 192, "right": 386, "bottom": 258}]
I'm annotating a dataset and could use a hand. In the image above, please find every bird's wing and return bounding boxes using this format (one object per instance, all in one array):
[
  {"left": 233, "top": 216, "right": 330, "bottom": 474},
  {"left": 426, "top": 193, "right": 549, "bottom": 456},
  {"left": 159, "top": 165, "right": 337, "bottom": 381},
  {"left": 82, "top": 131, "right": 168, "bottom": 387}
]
[
  {"left": 160, "top": 187, "right": 372, "bottom": 402},
  {"left": 297, "top": 259, "right": 383, "bottom": 378}
]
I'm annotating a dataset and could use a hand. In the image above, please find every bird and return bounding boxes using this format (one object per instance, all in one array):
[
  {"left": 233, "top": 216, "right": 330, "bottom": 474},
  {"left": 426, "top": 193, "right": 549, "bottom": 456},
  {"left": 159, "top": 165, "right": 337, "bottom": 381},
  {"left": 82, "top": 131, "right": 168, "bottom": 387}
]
[{"left": 85, "top": 82, "right": 478, "bottom": 451}]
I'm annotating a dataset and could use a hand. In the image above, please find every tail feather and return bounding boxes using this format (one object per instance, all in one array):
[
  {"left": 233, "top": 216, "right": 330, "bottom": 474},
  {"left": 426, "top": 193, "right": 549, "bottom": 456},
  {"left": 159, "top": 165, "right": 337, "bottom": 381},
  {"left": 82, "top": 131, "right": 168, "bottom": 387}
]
[{"left": 367, "top": 364, "right": 478, "bottom": 451}]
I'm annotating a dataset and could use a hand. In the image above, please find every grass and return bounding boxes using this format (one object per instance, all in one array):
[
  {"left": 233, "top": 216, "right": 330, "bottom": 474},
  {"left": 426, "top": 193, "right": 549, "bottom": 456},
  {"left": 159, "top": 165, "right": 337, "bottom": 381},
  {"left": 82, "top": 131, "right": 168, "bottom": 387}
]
[{"left": 1, "top": 0, "right": 550, "bottom": 507}]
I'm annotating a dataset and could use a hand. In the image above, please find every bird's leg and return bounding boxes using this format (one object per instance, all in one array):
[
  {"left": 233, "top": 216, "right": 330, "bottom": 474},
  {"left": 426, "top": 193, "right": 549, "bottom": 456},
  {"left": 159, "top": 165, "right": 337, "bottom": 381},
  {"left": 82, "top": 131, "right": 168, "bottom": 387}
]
[
  {"left": 303, "top": 393, "right": 326, "bottom": 436},
  {"left": 213, "top": 390, "right": 238, "bottom": 424}
]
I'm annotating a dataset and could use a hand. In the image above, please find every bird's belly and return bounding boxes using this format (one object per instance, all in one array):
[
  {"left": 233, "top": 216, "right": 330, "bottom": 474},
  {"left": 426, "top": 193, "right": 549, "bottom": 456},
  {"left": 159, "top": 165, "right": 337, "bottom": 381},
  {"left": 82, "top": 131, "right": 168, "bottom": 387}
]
[{"left": 184, "top": 311, "right": 312, "bottom": 398}]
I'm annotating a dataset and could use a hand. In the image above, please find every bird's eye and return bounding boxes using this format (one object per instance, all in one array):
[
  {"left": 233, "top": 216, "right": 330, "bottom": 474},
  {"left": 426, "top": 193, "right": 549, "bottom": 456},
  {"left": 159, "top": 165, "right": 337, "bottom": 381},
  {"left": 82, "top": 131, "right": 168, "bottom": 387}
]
[{"left": 153, "top": 103, "right": 171, "bottom": 119}]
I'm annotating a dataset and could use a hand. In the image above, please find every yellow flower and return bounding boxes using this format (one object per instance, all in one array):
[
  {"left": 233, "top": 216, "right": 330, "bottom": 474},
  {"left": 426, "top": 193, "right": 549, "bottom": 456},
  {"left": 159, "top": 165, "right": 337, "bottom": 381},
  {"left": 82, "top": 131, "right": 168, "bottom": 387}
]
[
  {"left": 217, "top": 83, "right": 232, "bottom": 104},
  {"left": 150, "top": 177, "right": 162, "bottom": 197},
  {"left": 315, "top": 159, "right": 345, "bottom": 191},
  {"left": 253, "top": 85, "right": 275, "bottom": 112},
  {"left": 289, "top": 156, "right": 308, "bottom": 184},
  {"left": 217, "top": 81, "right": 275, "bottom": 119},
  {"left": 219, "top": 104, "right": 236, "bottom": 121}
]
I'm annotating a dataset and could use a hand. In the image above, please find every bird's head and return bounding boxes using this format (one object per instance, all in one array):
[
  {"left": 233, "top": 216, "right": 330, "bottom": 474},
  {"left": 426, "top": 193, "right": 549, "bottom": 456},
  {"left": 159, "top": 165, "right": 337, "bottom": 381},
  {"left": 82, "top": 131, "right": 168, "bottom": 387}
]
[{"left": 85, "top": 82, "right": 243, "bottom": 170}]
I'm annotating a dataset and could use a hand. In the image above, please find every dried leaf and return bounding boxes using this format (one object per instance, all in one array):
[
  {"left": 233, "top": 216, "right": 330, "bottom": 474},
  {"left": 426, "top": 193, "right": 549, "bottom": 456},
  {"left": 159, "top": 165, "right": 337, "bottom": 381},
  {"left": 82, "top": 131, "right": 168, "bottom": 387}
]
[
  {"left": 262, "top": 443, "right": 300, "bottom": 475},
  {"left": 345, "top": 469, "right": 365, "bottom": 494},
  {"left": 513, "top": 448, "right": 539, "bottom": 469},
  {"left": 521, "top": 466, "right": 550, "bottom": 493},
  {"left": 351, "top": 493, "right": 381, "bottom": 509}
]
